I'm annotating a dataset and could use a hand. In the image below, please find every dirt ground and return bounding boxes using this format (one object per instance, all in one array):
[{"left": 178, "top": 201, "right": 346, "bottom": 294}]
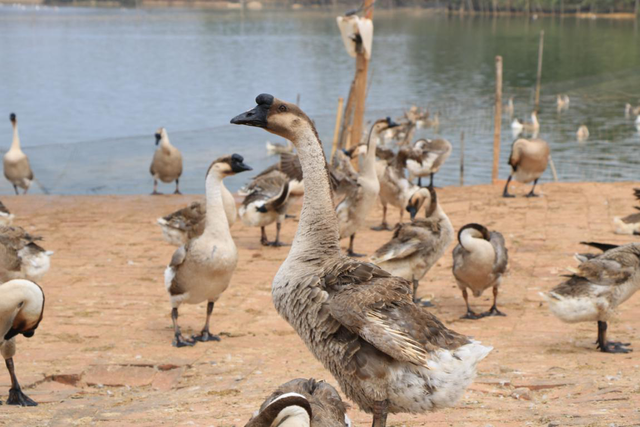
[{"left": 1, "top": 181, "right": 640, "bottom": 427}]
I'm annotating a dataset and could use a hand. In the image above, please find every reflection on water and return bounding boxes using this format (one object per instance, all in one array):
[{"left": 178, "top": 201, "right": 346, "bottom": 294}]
[{"left": 0, "top": 6, "right": 638, "bottom": 194}]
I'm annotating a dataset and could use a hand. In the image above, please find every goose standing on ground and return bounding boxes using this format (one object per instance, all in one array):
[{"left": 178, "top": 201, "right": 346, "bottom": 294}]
[
  {"left": 613, "top": 188, "right": 640, "bottom": 236},
  {"left": 576, "top": 125, "right": 589, "bottom": 142},
  {"left": 0, "top": 279, "right": 44, "bottom": 406},
  {"left": 246, "top": 378, "right": 351, "bottom": 427},
  {"left": 232, "top": 94, "right": 491, "bottom": 427},
  {"left": 150, "top": 128, "right": 183, "bottom": 195},
  {"left": 164, "top": 154, "right": 252, "bottom": 347},
  {"left": 557, "top": 94, "right": 570, "bottom": 112},
  {"left": 337, "top": 117, "right": 398, "bottom": 257},
  {"left": 503, "top": 137, "right": 550, "bottom": 198},
  {"left": 4, "top": 114, "right": 33, "bottom": 195},
  {"left": 541, "top": 242, "right": 640, "bottom": 353},
  {"left": 0, "top": 200, "right": 14, "bottom": 226},
  {"left": 406, "top": 138, "right": 452, "bottom": 187},
  {"left": 452, "top": 224, "right": 508, "bottom": 319},
  {"left": 0, "top": 226, "right": 52, "bottom": 282},
  {"left": 266, "top": 139, "right": 293, "bottom": 155},
  {"left": 371, "top": 186, "right": 454, "bottom": 305},
  {"left": 240, "top": 170, "right": 291, "bottom": 247}
]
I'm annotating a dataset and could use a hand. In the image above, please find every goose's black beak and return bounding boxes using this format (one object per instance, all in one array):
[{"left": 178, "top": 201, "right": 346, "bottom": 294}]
[
  {"left": 386, "top": 117, "right": 399, "bottom": 128},
  {"left": 406, "top": 205, "right": 418, "bottom": 220},
  {"left": 231, "top": 94, "right": 274, "bottom": 127},
  {"left": 230, "top": 153, "right": 253, "bottom": 173},
  {"left": 155, "top": 133, "right": 161, "bottom": 146}
]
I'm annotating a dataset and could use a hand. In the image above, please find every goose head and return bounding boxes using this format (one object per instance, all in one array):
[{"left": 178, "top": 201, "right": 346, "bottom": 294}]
[
  {"left": 406, "top": 186, "right": 437, "bottom": 220},
  {"left": 154, "top": 128, "right": 165, "bottom": 146},
  {"left": 206, "top": 154, "right": 252, "bottom": 179},
  {"left": 3, "top": 280, "right": 45, "bottom": 342},
  {"left": 231, "top": 94, "right": 313, "bottom": 142},
  {"left": 9, "top": 113, "right": 16, "bottom": 125},
  {"left": 458, "top": 223, "right": 490, "bottom": 245},
  {"left": 246, "top": 392, "right": 312, "bottom": 427}
]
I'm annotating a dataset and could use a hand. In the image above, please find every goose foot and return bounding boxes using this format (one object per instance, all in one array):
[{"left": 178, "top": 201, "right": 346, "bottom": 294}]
[
  {"left": 371, "top": 224, "right": 392, "bottom": 231},
  {"left": 502, "top": 192, "right": 515, "bottom": 198},
  {"left": 173, "top": 190, "right": 182, "bottom": 195},
  {"left": 267, "top": 240, "right": 289, "bottom": 247},
  {"left": 414, "top": 298, "right": 434, "bottom": 307},
  {"left": 525, "top": 192, "right": 539, "bottom": 198},
  {"left": 173, "top": 334, "right": 196, "bottom": 348},
  {"left": 151, "top": 191, "right": 163, "bottom": 196},
  {"left": 192, "top": 331, "right": 221, "bottom": 342},
  {"left": 482, "top": 306, "right": 506, "bottom": 317},
  {"left": 597, "top": 341, "right": 632, "bottom": 354},
  {"left": 285, "top": 214, "right": 297, "bottom": 219},
  {"left": 347, "top": 250, "right": 366, "bottom": 258},
  {"left": 7, "top": 389, "right": 37, "bottom": 407},
  {"left": 461, "top": 310, "right": 484, "bottom": 320}
]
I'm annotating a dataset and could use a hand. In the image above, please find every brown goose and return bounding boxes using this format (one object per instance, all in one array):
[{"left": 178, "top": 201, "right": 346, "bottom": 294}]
[
  {"left": 0, "top": 226, "right": 52, "bottom": 282},
  {"left": 541, "top": 242, "right": 640, "bottom": 353},
  {"left": 164, "top": 154, "right": 252, "bottom": 347},
  {"left": 370, "top": 186, "right": 453, "bottom": 306},
  {"left": 452, "top": 223, "right": 509, "bottom": 319},
  {"left": 150, "top": 128, "right": 183, "bottom": 195},
  {"left": 0, "top": 279, "right": 45, "bottom": 406},
  {"left": 4, "top": 114, "right": 33, "bottom": 195},
  {"left": 246, "top": 378, "right": 351, "bottom": 427},
  {"left": 503, "top": 137, "right": 550, "bottom": 198},
  {"left": 231, "top": 94, "right": 491, "bottom": 427},
  {"left": 0, "top": 200, "right": 15, "bottom": 226},
  {"left": 613, "top": 188, "right": 640, "bottom": 236}
]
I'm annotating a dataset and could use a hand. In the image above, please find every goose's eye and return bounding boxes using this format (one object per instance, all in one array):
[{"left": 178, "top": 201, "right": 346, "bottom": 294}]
[{"left": 279, "top": 105, "right": 288, "bottom": 112}]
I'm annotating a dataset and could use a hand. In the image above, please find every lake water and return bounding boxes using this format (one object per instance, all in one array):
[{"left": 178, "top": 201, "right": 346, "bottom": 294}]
[{"left": 1, "top": 6, "right": 639, "bottom": 195}]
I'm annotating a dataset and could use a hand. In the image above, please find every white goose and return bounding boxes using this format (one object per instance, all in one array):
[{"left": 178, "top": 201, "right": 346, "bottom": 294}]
[{"left": 4, "top": 114, "right": 33, "bottom": 195}]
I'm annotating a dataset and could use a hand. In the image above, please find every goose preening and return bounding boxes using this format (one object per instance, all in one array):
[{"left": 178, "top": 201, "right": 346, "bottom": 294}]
[
  {"left": 336, "top": 117, "right": 398, "bottom": 257},
  {"left": 149, "top": 128, "right": 183, "bottom": 195},
  {"left": 556, "top": 94, "right": 570, "bottom": 112},
  {"left": 164, "top": 154, "right": 252, "bottom": 347},
  {"left": 245, "top": 378, "right": 351, "bottom": 427},
  {"left": 406, "top": 138, "right": 452, "bottom": 188},
  {"left": 576, "top": 125, "right": 589, "bottom": 142},
  {"left": 266, "top": 139, "right": 294, "bottom": 155},
  {"left": 505, "top": 96, "right": 514, "bottom": 119},
  {"left": 452, "top": 224, "right": 508, "bottom": 319},
  {"left": 0, "top": 200, "right": 15, "bottom": 226},
  {"left": 541, "top": 242, "right": 640, "bottom": 353},
  {"left": 0, "top": 279, "right": 44, "bottom": 406},
  {"left": 4, "top": 114, "right": 33, "bottom": 195},
  {"left": 613, "top": 188, "right": 640, "bottom": 236},
  {"left": 0, "top": 226, "right": 52, "bottom": 282},
  {"left": 371, "top": 186, "right": 453, "bottom": 305},
  {"left": 231, "top": 94, "right": 492, "bottom": 427},
  {"left": 240, "top": 170, "right": 291, "bottom": 247},
  {"left": 503, "top": 137, "right": 550, "bottom": 198}
]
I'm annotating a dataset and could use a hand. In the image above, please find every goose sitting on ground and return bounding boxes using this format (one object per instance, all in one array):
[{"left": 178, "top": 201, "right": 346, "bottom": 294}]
[
  {"left": 0, "top": 200, "right": 15, "bottom": 226},
  {"left": 557, "top": 94, "right": 570, "bottom": 112},
  {"left": 0, "top": 279, "right": 44, "bottom": 406},
  {"left": 246, "top": 378, "right": 351, "bottom": 427},
  {"left": 240, "top": 170, "right": 291, "bottom": 247},
  {"left": 150, "top": 127, "right": 183, "bottom": 195},
  {"left": 541, "top": 242, "right": 640, "bottom": 353},
  {"left": 337, "top": 118, "right": 398, "bottom": 257},
  {"left": 266, "top": 140, "right": 294, "bottom": 155},
  {"left": 0, "top": 226, "right": 52, "bottom": 282},
  {"left": 231, "top": 94, "right": 492, "bottom": 427},
  {"left": 371, "top": 186, "right": 453, "bottom": 305},
  {"left": 4, "top": 114, "right": 33, "bottom": 195},
  {"left": 503, "top": 137, "right": 550, "bottom": 198},
  {"left": 452, "top": 224, "right": 508, "bottom": 319},
  {"left": 406, "top": 138, "right": 452, "bottom": 187},
  {"left": 613, "top": 188, "right": 640, "bottom": 236},
  {"left": 576, "top": 124, "right": 589, "bottom": 142},
  {"left": 164, "top": 154, "right": 252, "bottom": 347}
]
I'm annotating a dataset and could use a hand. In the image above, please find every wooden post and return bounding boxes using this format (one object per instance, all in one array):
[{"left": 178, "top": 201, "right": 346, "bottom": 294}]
[
  {"left": 330, "top": 97, "right": 345, "bottom": 164},
  {"left": 338, "top": 79, "right": 356, "bottom": 151},
  {"left": 460, "top": 131, "right": 465, "bottom": 186},
  {"left": 534, "top": 30, "right": 544, "bottom": 112},
  {"left": 493, "top": 55, "right": 503, "bottom": 184}
]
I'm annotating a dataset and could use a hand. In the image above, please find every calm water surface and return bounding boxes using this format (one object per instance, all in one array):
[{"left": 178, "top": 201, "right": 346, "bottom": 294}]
[{"left": 1, "top": 6, "right": 638, "bottom": 194}]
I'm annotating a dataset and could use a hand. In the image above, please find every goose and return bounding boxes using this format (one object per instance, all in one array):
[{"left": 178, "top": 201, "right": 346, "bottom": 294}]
[
  {"left": 336, "top": 117, "right": 398, "bottom": 257},
  {"left": 371, "top": 186, "right": 453, "bottom": 305},
  {"left": 372, "top": 147, "right": 420, "bottom": 231},
  {"left": 4, "top": 114, "right": 33, "bottom": 195},
  {"left": 406, "top": 138, "right": 452, "bottom": 187},
  {"left": 0, "top": 226, "right": 52, "bottom": 282},
  {"left": 164, "top": 154, "right": 252, "bottom": 347},
  {"left": 0, "top": 279, "right": 44, "bottom": 406},
  {"left": 576, "top": 125, "right": 589, "bottom": 142},
  {"left": 246, "top": 378, "right": 351, "bottom": 427},
  {"left": 522, "top": 111, "right": 540, "bottom": 134},
  {"left": 452, "top": 224, "right": 508, "bottom": 319},
  {"left": 505, "top": 96, "right": 514, "bottom": 119},
  {"left": 250, "top": 152, "right": 305, "bottom": 198},
  {"left": 157, "top": 170, "right": 248, "bottom": 246},
  {"left": 613, "top": 188, "right": 640, "bottom": 236},
  {"left": 541, "top": 242, "right": 640, "bottom": 353},
  {"left": 266, "top": 139, "right": 294, "bottom": 155},
  {"left": 625, "top": 103, "right": 640, "bottom": 118},
  {"left": 0, "top": 200, "right": 15, "bottom": 226},
  {"left": 231, "top": 94, "right": 492, "bottom": 427},
  {"left": 635, "top": 114, "right": 640, "bottom": 128},
  {"left": 240, "top": 170, "right": 291, "bottom": 247},
  {"left": 556, "top": 94, "right": 570, "bottom": 112},
  {"left": 502, "top": 137, "right": 550, "bottom": 198},
  {"left": 510, "top": 118, "right": 524, "bottom": 137},
  {"left": 149, "top": 127, "right": 183, "bottom": 195}
]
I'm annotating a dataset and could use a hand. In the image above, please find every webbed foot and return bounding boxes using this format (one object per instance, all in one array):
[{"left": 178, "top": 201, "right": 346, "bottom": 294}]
[
  {"left": 192, "top": 331, "right": 221, "bottom": 342},
  {"left": 597, "top": 341, "right": 632, "bottom": 353},
  {"left": 371, "top": 224, "right": 392, "bottom": 231},
  {"left": 173, "top": 334, "right": 196, "bottom": 348},
  {"left": 482, "top": 306, "right": 507, "bottom": 317},
  {"left": 7, "top": 389, "right": 37, "bottom": 407},
  {"left": 461, "top": 310, "right": 484, "bottom": 320}
]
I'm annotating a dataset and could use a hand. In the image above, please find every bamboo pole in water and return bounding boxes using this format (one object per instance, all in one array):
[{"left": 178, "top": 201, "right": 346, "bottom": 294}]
[
  {"left": 338, "top": 79, "right": 356, "bottom": 152},
  {"left": 460, "top": 131, "right": 465, "bottom": 186},
  {"left": 493, "top": 55, "right": 503, "bottom": 184},
  {"left": 534, "top": 30, "right": 544, "bottom": 111},
  {"left": 330, "top": 97, "right": 345, "bottom": 164}
]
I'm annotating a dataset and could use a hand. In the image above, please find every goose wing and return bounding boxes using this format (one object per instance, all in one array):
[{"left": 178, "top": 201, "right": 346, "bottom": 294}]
[
  {"left": 160, "top": 201, "right": 205, "bottom": 231},
  {"left": 621, "top": 212, "right": 640, "bottom": 224},
  {"left": 371, "top": 219, "right": 441, "bottom": 263},
  {"left": 278, "top": 153, "right": 304, "bottom": 183},
  {"left": 567, "top": 243, "right": 639, "bottom": 287},
  {"left": 489, "top": 231, "right": 508, "bottom": 275},
  {"left": 325, "top": 261, "right": 469, "bottom": 366},
  {"left": 243, "top": 170, "right": 289, "bottom": 207}
]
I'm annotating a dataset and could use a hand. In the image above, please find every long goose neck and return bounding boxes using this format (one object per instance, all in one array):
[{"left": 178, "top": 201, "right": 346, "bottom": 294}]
[
  {"left": 289, "top": 126, "right": 341, "bottom": 259},
  {"left": 160, "top": 132, "right": 173, "bottom": 152},
  {"left": 459, "top": 229, "right": 486, "bottom": 252},
  {"left": 360, "top": 127, "right": 379, "bottom": 178},
  {"left": 11, "top": 122, "right": 21, "bottom": 151},
  {"left": 203, "top": 173, "right": 232, "bottom": 240}
]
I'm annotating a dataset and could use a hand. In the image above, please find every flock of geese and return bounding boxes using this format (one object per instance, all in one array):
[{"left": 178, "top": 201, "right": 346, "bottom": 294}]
[{"left": 1, "top": 96, "right": 639, "bottom": 426}]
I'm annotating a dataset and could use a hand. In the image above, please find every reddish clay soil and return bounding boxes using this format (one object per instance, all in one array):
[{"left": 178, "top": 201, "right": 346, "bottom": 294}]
[{"left": 1, "top": 181, "right": 639, "bottom": 427}]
